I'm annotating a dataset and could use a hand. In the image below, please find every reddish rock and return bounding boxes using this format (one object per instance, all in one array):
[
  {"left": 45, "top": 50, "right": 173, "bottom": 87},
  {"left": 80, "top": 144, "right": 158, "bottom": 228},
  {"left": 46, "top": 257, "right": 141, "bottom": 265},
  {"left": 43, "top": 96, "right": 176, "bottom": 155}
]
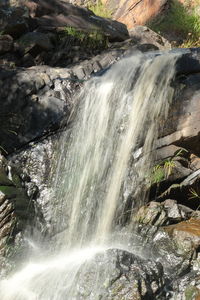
[
  {"left": 164, "top": 219, "right": 200, "bottom": 250},
  {"left": 108, "top": 0, "right": 168, "bottom": 29}
]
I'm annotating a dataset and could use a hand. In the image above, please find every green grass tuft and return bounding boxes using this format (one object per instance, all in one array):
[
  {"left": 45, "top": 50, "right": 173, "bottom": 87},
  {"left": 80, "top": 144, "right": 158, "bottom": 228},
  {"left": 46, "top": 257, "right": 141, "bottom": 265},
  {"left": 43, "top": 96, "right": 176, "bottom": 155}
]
[{"left": 61, "top": 26, "right": 108, "bottom": 50}]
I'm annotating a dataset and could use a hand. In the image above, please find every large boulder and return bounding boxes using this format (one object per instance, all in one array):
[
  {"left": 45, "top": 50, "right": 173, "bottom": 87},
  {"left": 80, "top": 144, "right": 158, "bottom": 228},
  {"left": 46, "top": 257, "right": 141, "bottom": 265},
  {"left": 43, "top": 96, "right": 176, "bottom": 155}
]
[
  {"left": 129, "top": 25, "right": 171, "bottom": 50},
  {"left": 71, "top": 248, "right": 167, "bottom": 300},
  {"left": 0, "top": 6, "right": 29, "bottom": 39},
  {"left": 107, "top": 0, "right": 168, "bottom": 29}
]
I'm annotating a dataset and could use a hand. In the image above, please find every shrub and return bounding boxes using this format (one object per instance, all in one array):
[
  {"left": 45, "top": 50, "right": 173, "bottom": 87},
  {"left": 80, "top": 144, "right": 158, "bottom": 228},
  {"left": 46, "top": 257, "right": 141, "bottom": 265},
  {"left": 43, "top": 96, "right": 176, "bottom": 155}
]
[{"left": 88, "top": 1, "right": 112, "bottom": 18}]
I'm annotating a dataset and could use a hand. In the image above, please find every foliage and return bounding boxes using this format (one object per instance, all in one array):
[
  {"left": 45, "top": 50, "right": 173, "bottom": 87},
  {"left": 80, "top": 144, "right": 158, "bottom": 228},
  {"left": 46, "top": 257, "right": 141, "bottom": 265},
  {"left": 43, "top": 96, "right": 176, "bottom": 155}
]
[
  {"left": 61, "top": 26, "right": 108, "bottom": 50},
  {"left": 148, "top": 0, "right": 200, "bottom": 47},
  {"left": 188, "top": 187, "right": 200, "bottom": 210},
  {"left": 88, "top": 1, "right": 112, "bottom": 18},
  {"left": 0, "top": 145, "right": 8, "bottom": 155},
  {"left": 151, "top": 159, "right": 175, "bottom": 184},
  {"left": 151, "top": 164, "right": 165, "bottom": 184},
  {"left": 189, "top": 187, "right": 200, "bottom": 200},
  {"left": 151, "top": 148, "right": 189, "bottom": 184}
]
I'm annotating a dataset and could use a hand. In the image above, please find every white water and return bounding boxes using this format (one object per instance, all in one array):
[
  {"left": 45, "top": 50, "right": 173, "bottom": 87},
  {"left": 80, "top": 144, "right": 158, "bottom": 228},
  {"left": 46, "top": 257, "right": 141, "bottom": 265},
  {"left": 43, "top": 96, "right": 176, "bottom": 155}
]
[{"left": 0, "top": 52, "right": 179, "bottom": 299}]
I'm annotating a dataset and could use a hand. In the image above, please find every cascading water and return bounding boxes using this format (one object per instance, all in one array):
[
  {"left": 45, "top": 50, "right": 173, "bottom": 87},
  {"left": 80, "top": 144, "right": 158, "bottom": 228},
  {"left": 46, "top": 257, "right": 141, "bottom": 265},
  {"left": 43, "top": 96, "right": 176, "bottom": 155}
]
[{"left": 0, "top": 52, "right": 179, "bottom": 299}]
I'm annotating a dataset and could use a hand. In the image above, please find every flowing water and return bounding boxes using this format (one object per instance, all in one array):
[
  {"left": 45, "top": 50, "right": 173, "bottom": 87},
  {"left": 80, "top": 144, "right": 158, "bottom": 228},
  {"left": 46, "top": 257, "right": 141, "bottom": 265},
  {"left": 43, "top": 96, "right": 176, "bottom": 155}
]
[{"left": 0, "top": 52, "right": 179, "bottom": 299}]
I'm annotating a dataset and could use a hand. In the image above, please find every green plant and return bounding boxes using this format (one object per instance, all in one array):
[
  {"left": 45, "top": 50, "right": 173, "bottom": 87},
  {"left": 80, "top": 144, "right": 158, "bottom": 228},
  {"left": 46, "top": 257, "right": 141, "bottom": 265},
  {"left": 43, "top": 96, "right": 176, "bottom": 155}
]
[
  {"left": 88, "top": 1, "right": 112, "bottom": 18},
  {"left": 61, "top": 26, "right": 108, "bottom": 50},
  {"left": 151, "top": 164, "right": 165, "bottom": 184},
  {"left": 151, "top": 159, "right": 175, "bottom": 184},
  {"left": 148, "top": 0, "right": 200, "bottom": 47},
  {"left": 188, "top": 187, "right": 200, "bottom": 210},
  {"left": 0, "top": 145, "right": 8, "bottom": 155},
  {"left": 189, "top": 188, "right": 200, "bottom": 200},
  {"left": 63, "top": 27, "right": 85, "bottom": 40}
]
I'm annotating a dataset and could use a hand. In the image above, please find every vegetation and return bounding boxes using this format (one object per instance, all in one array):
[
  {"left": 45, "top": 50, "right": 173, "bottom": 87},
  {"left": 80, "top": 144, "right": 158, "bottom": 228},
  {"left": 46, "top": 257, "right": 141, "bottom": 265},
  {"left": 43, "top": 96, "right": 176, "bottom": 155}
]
[
  {"left": 61, "top": 26, "right": 108, "bottom": 50},
  {"left": 88, "top": 1, "right": 112, "bottom": 18},
  {"left": 151, "top": 149, "right": 189, "bottom": 184},
  {"left": 188, "top": 187, "right": 200, "bottom": 210},
  {"left": 188, "top": 187, "right": 200, "bottom": 200},
  {"left": 148, "top": 0, "right": 200, "bottom": 47},
  {"left": 151, "top": 159, "right": 176, "bottom": 184}
]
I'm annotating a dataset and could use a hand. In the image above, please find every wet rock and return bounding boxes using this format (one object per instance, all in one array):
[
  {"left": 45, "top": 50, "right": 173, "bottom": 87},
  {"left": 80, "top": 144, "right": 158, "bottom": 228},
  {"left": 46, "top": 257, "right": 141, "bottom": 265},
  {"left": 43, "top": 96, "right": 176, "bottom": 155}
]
[
  {"left": 0, "top": 154, "right": 35, "bottom": 274},
  {"left": 164, "top": 219, "right": 200, "bottom": 252},
  {"left": 133, "top": 199, "right": 193, "bottom": 228},
  {"left": 132, "top": 201, "right": 200, "bottom": 275},
  {"left": 151, "top": 228, "right": 193, "bottom": 275},
  {"left": 73, "top": 248, "right": 167, "bottom": 300},
  {"left": 9, "top": 133, "right": 59, "bottom": 228}
]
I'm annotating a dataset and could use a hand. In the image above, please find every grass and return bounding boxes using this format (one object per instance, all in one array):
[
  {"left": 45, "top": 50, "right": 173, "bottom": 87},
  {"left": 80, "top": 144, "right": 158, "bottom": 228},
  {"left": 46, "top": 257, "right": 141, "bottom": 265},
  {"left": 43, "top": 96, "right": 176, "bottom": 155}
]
[
  {"left": 188, "top": 187, "right": 200, "bottom": 210},
  {"left": 148, "top": 0, "right": 200, "bottom": 47},
  {"left": 61, "top": 26, "right": 108, "bottom": 50},
  {"left": 151, "top": 159, "right": 176, "bottom": 184},
  {"left": 88, "top": 1, "right": 112, "bottom": 18}
]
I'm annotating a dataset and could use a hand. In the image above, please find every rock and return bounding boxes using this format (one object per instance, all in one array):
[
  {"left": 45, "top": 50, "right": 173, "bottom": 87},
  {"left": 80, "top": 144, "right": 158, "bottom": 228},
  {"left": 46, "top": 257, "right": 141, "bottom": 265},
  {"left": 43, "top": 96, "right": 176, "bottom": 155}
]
[
  {"left": 129, "top": 26, "right": 171, "bottom": 50},
  {"left": 23, "top": 0, "right": 129, "bottom": 42},
  {"left": 0, "top": 0, "right": 129, "bottom": 43},
  {"left": 133, "top": 199, "right": 193, "bottom": 228},
  {"left": 18, "top": 32, "right": 54, "bottom": 56},
  {"left": 158, "top": 59, "right": 200, "bottom": 152},
  {"left": 0, "top": 66, "right": 80, "bottom": 153},
  {"left": 72, "top": 248, "right": 167, "bottom": 300},
  {"left": 0, "top": 6, "right": 29, "bottom": 39},
  {"left": 111, "top": 0, "right": 168, "bottom": 29},
  {"left": 0, "top": 35, "right": 13, "bottom": 55},
  {"left": 9, "top": 134, "right": 58, "bottom": 228},
  {"left": 164, "top": 219, "right": 200, "bottom": 251},
  {"left": 0, "top": 154, "right": 35, "bottom": 275}
]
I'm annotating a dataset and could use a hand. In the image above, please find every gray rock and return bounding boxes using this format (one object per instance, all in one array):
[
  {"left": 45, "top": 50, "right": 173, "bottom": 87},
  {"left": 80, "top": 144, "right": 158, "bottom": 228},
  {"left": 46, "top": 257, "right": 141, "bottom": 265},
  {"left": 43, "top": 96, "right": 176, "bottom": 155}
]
[
  {"left": 72, "top": 249, "right": 166, "bottom": 300},
  {"left": 0, "top": 154, "right": 35, "bottom": 275},
  {"left": 0, "top": 6, "right": 29, "bottom": 38},
  {"left": 129, "top": 26, "right": 171, "bottom": 50},
  {"left": 0, "top": 66, "right": 80, "bottom": 153},
  {"left": 18, "top": 32, "right": 54, "bottom": 56}
]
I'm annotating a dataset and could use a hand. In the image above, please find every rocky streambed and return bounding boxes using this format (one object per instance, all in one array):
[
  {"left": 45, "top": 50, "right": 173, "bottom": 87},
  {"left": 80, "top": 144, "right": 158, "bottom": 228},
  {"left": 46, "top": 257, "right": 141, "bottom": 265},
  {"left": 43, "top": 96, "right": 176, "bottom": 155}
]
[{"left": 1, "top": 1, "right": 200, "bottom": 299}]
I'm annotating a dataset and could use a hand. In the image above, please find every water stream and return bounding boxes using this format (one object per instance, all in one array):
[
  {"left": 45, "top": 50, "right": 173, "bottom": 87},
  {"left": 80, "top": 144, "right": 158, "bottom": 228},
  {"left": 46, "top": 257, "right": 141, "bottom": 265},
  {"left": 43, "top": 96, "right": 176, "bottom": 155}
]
[{"left": 0, "top": 52, "right": 179, "bottom": 299}]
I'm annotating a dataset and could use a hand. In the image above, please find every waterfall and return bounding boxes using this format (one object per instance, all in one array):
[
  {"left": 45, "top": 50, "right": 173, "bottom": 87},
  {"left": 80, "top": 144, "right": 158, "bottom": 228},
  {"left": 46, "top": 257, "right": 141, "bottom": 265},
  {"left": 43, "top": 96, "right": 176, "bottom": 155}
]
[{"left": 0, "top": 52, "right": 178, "bottom": 299}]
